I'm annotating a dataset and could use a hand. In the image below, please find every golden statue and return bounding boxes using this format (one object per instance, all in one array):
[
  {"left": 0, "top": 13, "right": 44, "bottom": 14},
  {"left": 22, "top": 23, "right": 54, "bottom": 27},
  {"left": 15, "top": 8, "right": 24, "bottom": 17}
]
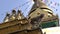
[
  {"left": 10, "top": 9, "right": 16, "bottom": 21},
  {"left": 16, "top": 10, "right": 24, "bottom": 20},
  {"left": 3, "top": 13, "right": 10, "bottom": 22}
]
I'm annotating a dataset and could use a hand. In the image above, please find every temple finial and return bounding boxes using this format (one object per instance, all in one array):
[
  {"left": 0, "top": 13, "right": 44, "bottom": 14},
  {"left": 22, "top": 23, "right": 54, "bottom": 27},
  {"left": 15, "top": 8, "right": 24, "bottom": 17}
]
[
  {"left": 16, "top": 9, "right": 25, "bottom": 20},
  {"left": 3, "top": 12, "right": 10, "bottom": 22},
  {"left": 9, "top": 9, "right": 16, "bottom": 21}
]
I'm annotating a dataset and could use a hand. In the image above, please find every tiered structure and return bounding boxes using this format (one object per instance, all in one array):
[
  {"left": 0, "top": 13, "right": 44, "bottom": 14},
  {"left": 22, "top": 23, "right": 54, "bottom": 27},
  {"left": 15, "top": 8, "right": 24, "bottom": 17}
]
[
  {"left": 28, "top": 0, "right": 59, "bottom": 28},
  {"left": 0, "top": 0, "right": 59, "bottom": 34}
]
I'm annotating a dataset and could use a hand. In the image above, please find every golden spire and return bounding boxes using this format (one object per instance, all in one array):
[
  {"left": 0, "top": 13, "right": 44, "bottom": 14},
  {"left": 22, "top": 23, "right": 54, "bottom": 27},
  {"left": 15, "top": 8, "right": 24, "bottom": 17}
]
[{"left": 29, "top": 0, "right": 47, "bottom": 15}]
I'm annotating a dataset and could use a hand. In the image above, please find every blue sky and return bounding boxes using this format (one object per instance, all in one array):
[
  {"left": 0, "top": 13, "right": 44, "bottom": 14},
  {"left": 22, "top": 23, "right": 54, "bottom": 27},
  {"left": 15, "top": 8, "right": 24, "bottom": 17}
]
[
  {"left": 0, "top": 0, "right": 21, "bottom": 23},
  {"left": 0, "top": 0, "right": 60, "bottom": 23},
  {"left": 48, "top": 0, "right": 60, "bottom": 16}
]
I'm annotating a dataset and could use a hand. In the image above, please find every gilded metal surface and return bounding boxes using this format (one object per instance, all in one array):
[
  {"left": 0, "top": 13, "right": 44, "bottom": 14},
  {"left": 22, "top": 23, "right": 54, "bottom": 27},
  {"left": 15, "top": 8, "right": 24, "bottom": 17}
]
[{"left": 0, "top": 0, "right": 59, "bottom": 34}]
